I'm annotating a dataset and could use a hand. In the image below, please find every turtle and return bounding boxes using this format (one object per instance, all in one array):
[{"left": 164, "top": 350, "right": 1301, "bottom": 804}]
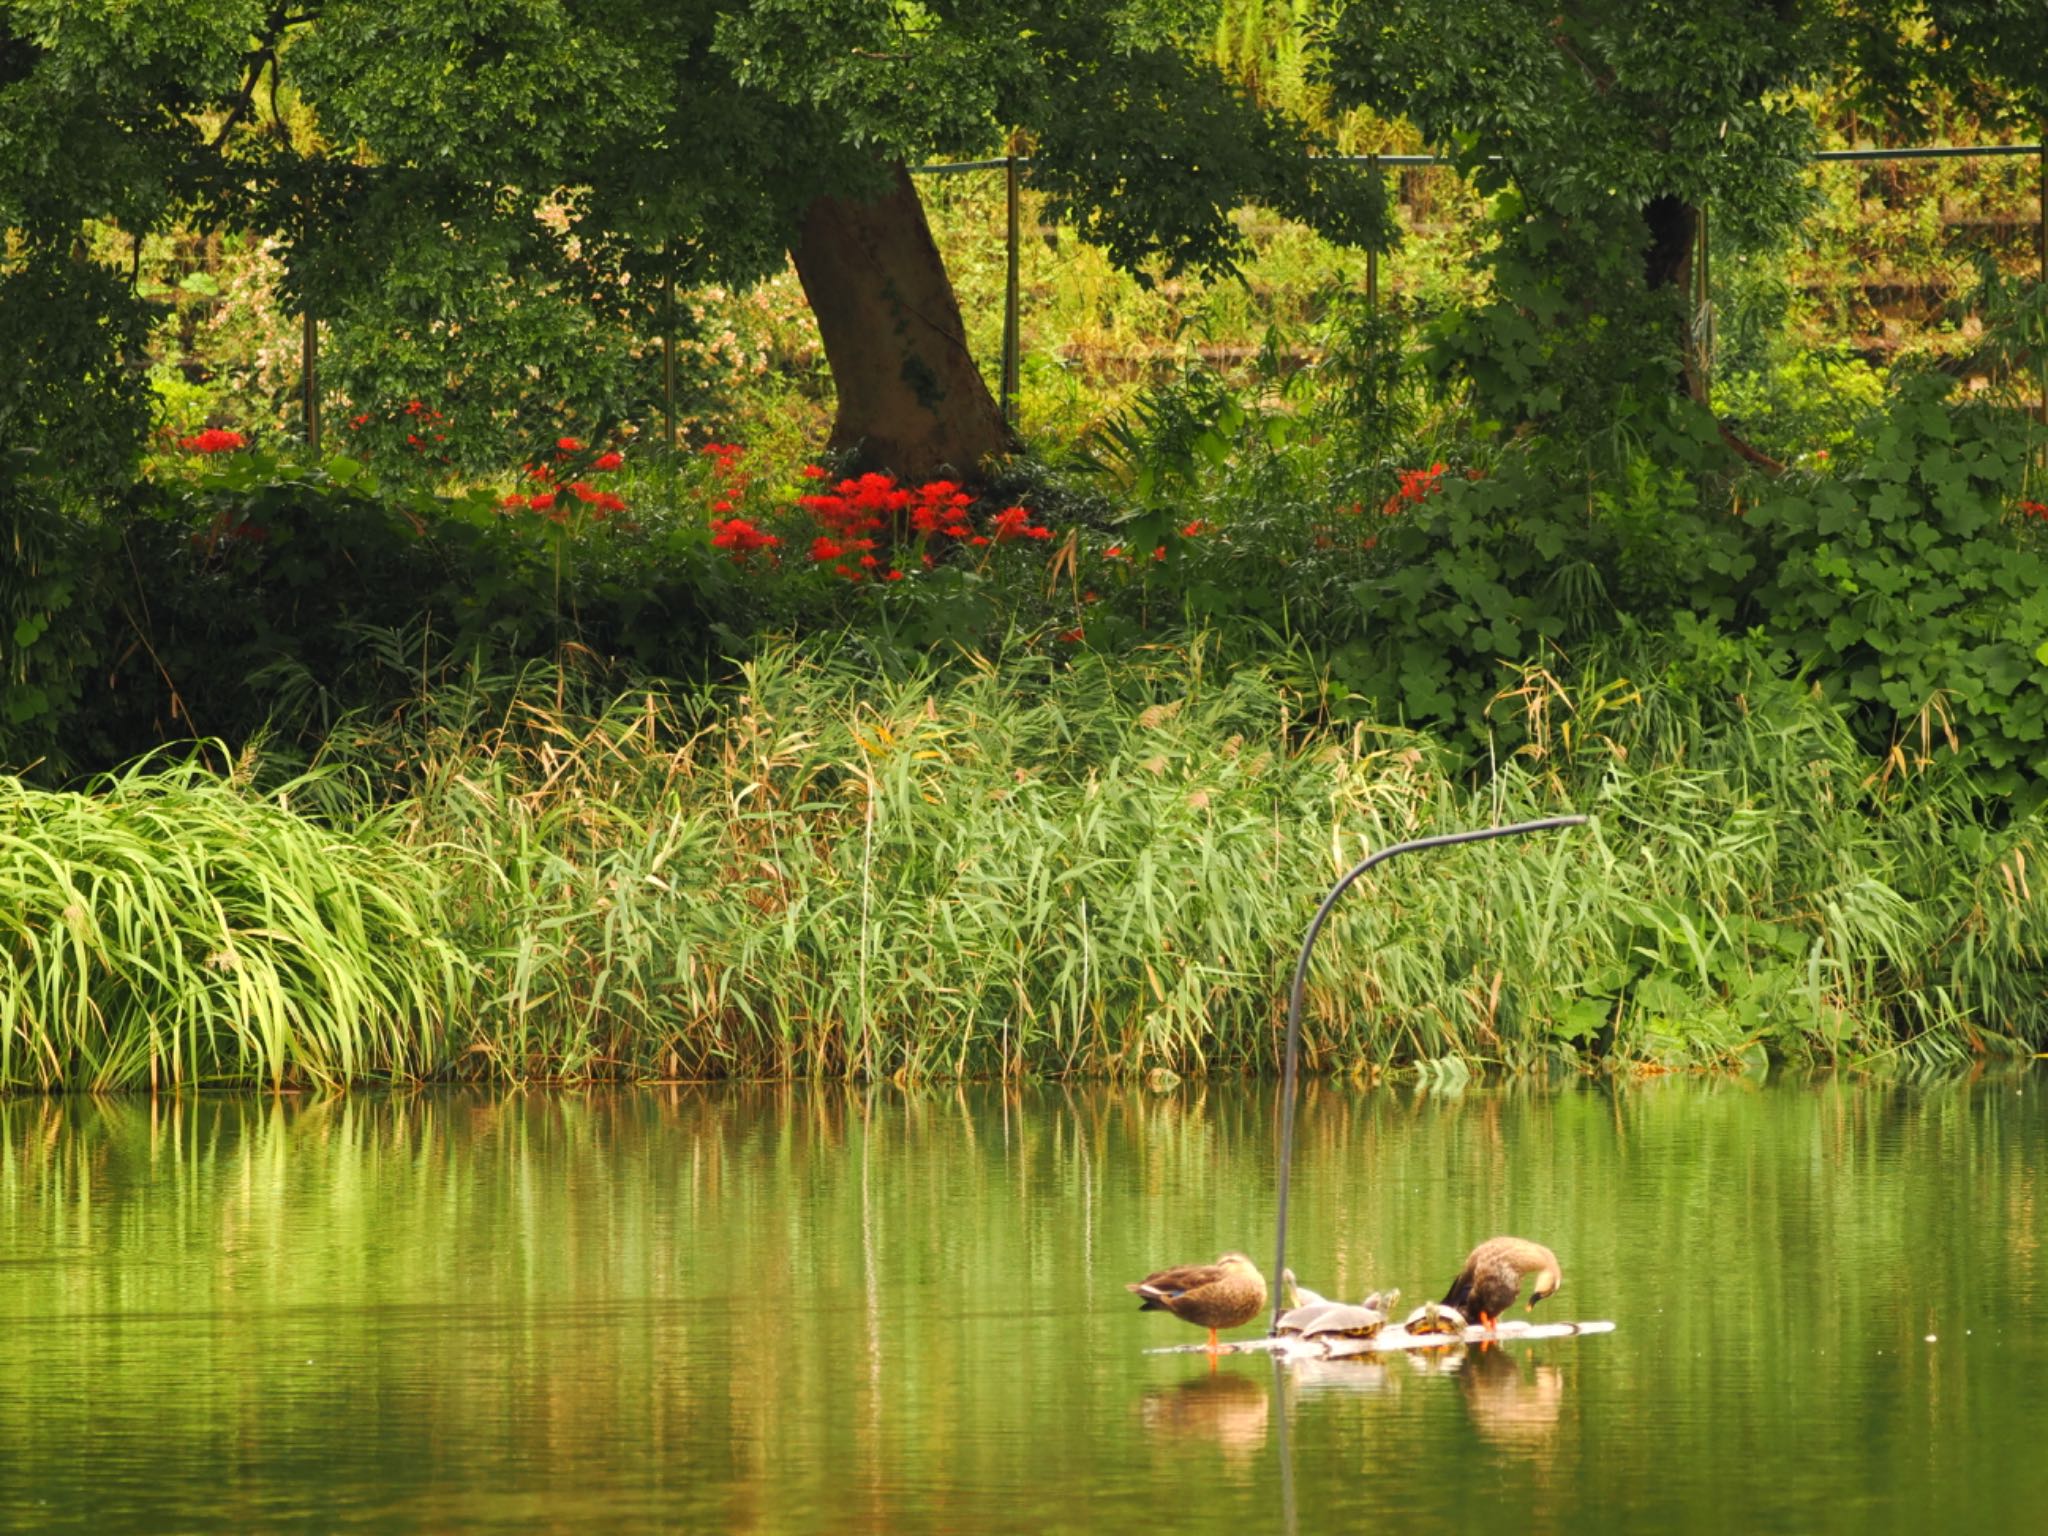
[
  {"left": 1292, "top": 1300, "right": 1389, "bottom": 1342},
  {"left": 1279, "top": 1268, "right": 1328, "bottom": 1310},
  {"left": 1402, "top": 1300, "right": 1468, "bottom": 1338},
  {"left": 1361, "top": 1287, "right": 1401, "bottom": 1315}
]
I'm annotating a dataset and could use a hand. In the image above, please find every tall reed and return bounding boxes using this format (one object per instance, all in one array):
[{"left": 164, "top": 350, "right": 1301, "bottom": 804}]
[
  {"left": 5, "top": 634, "right": 2041, "bottom": 1088},
  {"left": 346, "top": 634, "right": 2047, "bottom": 1081}
]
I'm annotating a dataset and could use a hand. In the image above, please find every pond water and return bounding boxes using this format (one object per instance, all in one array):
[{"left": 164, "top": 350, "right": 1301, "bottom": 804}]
[{"left": 0, "top": 1076, "right": 2042, "bottom": 1533}]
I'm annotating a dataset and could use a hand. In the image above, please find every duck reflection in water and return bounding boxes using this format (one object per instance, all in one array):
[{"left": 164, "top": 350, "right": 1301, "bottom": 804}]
[
  {"left": 1139, "top": 1371, "right": 1271, "bottom": 1466},
  {"left": 1454, "top": 1347, "right": 1566, "bottom": 1452}
]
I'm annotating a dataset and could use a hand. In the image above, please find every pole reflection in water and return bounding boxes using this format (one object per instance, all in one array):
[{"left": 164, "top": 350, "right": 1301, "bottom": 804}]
[{"left": 1270, "top": 1355, "right": 1297, "bottom": 1536}]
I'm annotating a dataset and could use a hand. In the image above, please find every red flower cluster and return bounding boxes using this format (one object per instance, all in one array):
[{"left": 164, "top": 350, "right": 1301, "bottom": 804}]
[
  {"left": 1383, "top": 462, "right": 1448, "bottom": 516},
  {"left": 712, "top": 517, "right": 780, "bottom": 555},
  {"left": 911, "top": 480, "right": 973, "bottom": 537},
  {"left": 991, "top": 504, "right": 1053, "bottom": 542},
  {"left": 799, "top": 471, "right": 911, "bottom": 542},
  {"left": 500, "top": 433, "right": 630, "bottom": 525},
  {"left": 179, "top": 428, "right": 247, "bottom": 454},
  {"left": 2017, "top": 499, "right": 2048, "bottom": 522}
]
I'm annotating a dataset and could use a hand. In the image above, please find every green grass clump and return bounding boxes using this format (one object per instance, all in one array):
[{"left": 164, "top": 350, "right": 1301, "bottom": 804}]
[
  {"left": 5, "top": 634, "right": 2044, "bottom": 1090},
  {"left": 0, "top": 756, "right": 460, "bottom": 1089}
]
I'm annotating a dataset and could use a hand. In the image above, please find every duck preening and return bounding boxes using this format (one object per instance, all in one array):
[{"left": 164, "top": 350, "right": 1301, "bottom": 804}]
[
  {"left": 1128, "top": 1252, "right": 1268, "bottom": 1353},
  {"left": 1441, "top": 1237, "right": 1561, "bottom": 1331}
]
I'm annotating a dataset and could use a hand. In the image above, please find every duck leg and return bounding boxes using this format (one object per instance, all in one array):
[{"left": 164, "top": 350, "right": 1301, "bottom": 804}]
[{"left": 1207, "top": 1328, "right": 1220, "bottom": 1353}]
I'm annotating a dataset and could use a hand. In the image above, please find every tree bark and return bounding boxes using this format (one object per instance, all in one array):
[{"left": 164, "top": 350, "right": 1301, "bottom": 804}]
[
  {"left": 1641, "top": 195, "right": 1711, "bottom": 404},
  {"left": 789, "top": 162, "right": 1016, "bottom": 482}
]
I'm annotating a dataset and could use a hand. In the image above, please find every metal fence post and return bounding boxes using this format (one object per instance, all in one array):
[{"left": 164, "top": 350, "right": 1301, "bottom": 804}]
[
  {"left": 301, "top": 201, "right": 320, "bottom": 453},
  {"left": 1366, "top": 152, "right": 1381, "bottom": 315},
  {"left": 1001, "top": 134, "right": 1022, "bottom": 427},
  {"left": 663, "top": 251, "right": 678, "bottom": 453},
  {"left": 302, "top": 308, "right": 320, "bottom": 452}
]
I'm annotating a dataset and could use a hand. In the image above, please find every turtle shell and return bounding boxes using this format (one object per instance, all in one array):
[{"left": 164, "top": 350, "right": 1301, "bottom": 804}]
[
  {"left": 1273, "top": 1300, "right": 1345, "bottom": 1336},
  {"left": 1297, "top": 1303, "right": 1387, "bottom": 1339},
  {"left": 1402, "top": 1302, "right": 1468, "bottom": 1337}
]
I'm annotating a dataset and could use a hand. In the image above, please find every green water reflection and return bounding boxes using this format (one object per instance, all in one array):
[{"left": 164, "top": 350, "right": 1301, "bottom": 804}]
[{"left": 0, "top": 1076, "right": 2042, "bottom": 1532}]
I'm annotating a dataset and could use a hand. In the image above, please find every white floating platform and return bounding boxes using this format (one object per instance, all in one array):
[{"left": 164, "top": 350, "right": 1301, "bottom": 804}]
[{"left": 1149, "top": 1318, "right": 1615, "bottom": 1360}]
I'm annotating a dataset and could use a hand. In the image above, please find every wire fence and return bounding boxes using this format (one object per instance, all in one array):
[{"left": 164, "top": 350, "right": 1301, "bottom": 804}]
[
  {"left": 912, "top": 142, "right": 2048, "bottom": 427},
  {"left": 146, "top": 140, "right": 2048, "bottom": 449}
]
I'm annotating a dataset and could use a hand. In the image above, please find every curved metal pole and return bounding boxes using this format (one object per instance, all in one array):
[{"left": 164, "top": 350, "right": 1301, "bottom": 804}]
[{"left": 1269, "top": 815, "right": 1588, "bottom": 1330}]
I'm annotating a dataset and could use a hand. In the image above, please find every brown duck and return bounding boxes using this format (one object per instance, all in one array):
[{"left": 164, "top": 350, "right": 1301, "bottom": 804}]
[
  {"left": 1441, "top": 1237, "right": 1562, "bottom": 1331},
  {"left": 1127, "top": 1251, "right": 1268, "bottom": 1353}
]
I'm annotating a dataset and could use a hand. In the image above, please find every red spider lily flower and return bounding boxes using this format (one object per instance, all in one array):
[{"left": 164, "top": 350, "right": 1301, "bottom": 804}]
[
  {"left": 858, "top": 554, "right": 879, "bottom": 569},
  {"left": 593, "top": 451, "right": 624, "bottom": 471},
  {"left": 987, "top": 502, "right": 1053, "bottom": 542},
  {"left": 1105, "top": 545, "right": 1123, "bottom": 559},
  {"left": 836, "top": 564, "right": 864, "bottom": 582},
  {"left": 943, "top": 524, "right": 971, "bottom": 538},
  {"left": 558, "top": 436, "right": 586, "bottom": 453},
  {"left": 909, "top": 480, "right": 975, "bottom": 536},
  {"left": 1181, "top": 519, "right": 1208, "bottom": 537},
  {"left": 886, "top": 569, "right": 906, "bottom": 582},
  {"left": 711, "top": 517, "right": 780, "bottom": 559},
  {"left": 349, "top": 413, "right": 369, "bottom": 431},
  {"left": 406, "top": 433, "right": 422, "bottom": 448},
  {"left": 500, "top": 494, "right": 529, "bottom": 510},
  {"left": 713, "top": 499, "right": 734, "bottom": 514},
  {"left": 405, "top": 400, "right": 426, "bottom": 416},
  {"left": 530, "top": 492, "right": 558, "bottom": 511},
  {"left": 568, "top": 484, "right": 626, "bottom": 516},
  {"left": 921, "top": 552, "right": 936, "bottom": 569},
  {"left": 2019, "top": 500, "right": 2048, "bottom": 521},
  {"left": 969, "top": 535, "right": 990, "bottom": 547},
  {"left": 1153, "top": 546, "right": 1167, "bottom": 561},
  {"left": 1383, "top": 462, "right": 1449, "bottom": 516},
  {"left": 178, "top": 428, "right": 248, "bottom": 454},
  {"left": 800, "top": 464, "right": 828, "bottom": 480},
  {"left": 811, "top": 536, "right": 845, "bottom": 562}
]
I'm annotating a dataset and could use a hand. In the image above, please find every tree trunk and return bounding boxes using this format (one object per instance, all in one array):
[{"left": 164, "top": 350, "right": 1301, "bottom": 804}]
[
  {"left": 789, "top": 162, "right": 1016, "bottom": 482},
  {"left": 1642, "top": 195, "right": 1707, "bottom": 402}
]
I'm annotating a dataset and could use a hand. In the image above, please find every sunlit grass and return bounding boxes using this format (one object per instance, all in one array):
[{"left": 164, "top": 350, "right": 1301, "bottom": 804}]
[
  {"left": 5, "top": 635, "right": 2041, "bottom": 1089},
  {"left": 0, "top": 754, "right": 462, "bottom": 1090}
]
